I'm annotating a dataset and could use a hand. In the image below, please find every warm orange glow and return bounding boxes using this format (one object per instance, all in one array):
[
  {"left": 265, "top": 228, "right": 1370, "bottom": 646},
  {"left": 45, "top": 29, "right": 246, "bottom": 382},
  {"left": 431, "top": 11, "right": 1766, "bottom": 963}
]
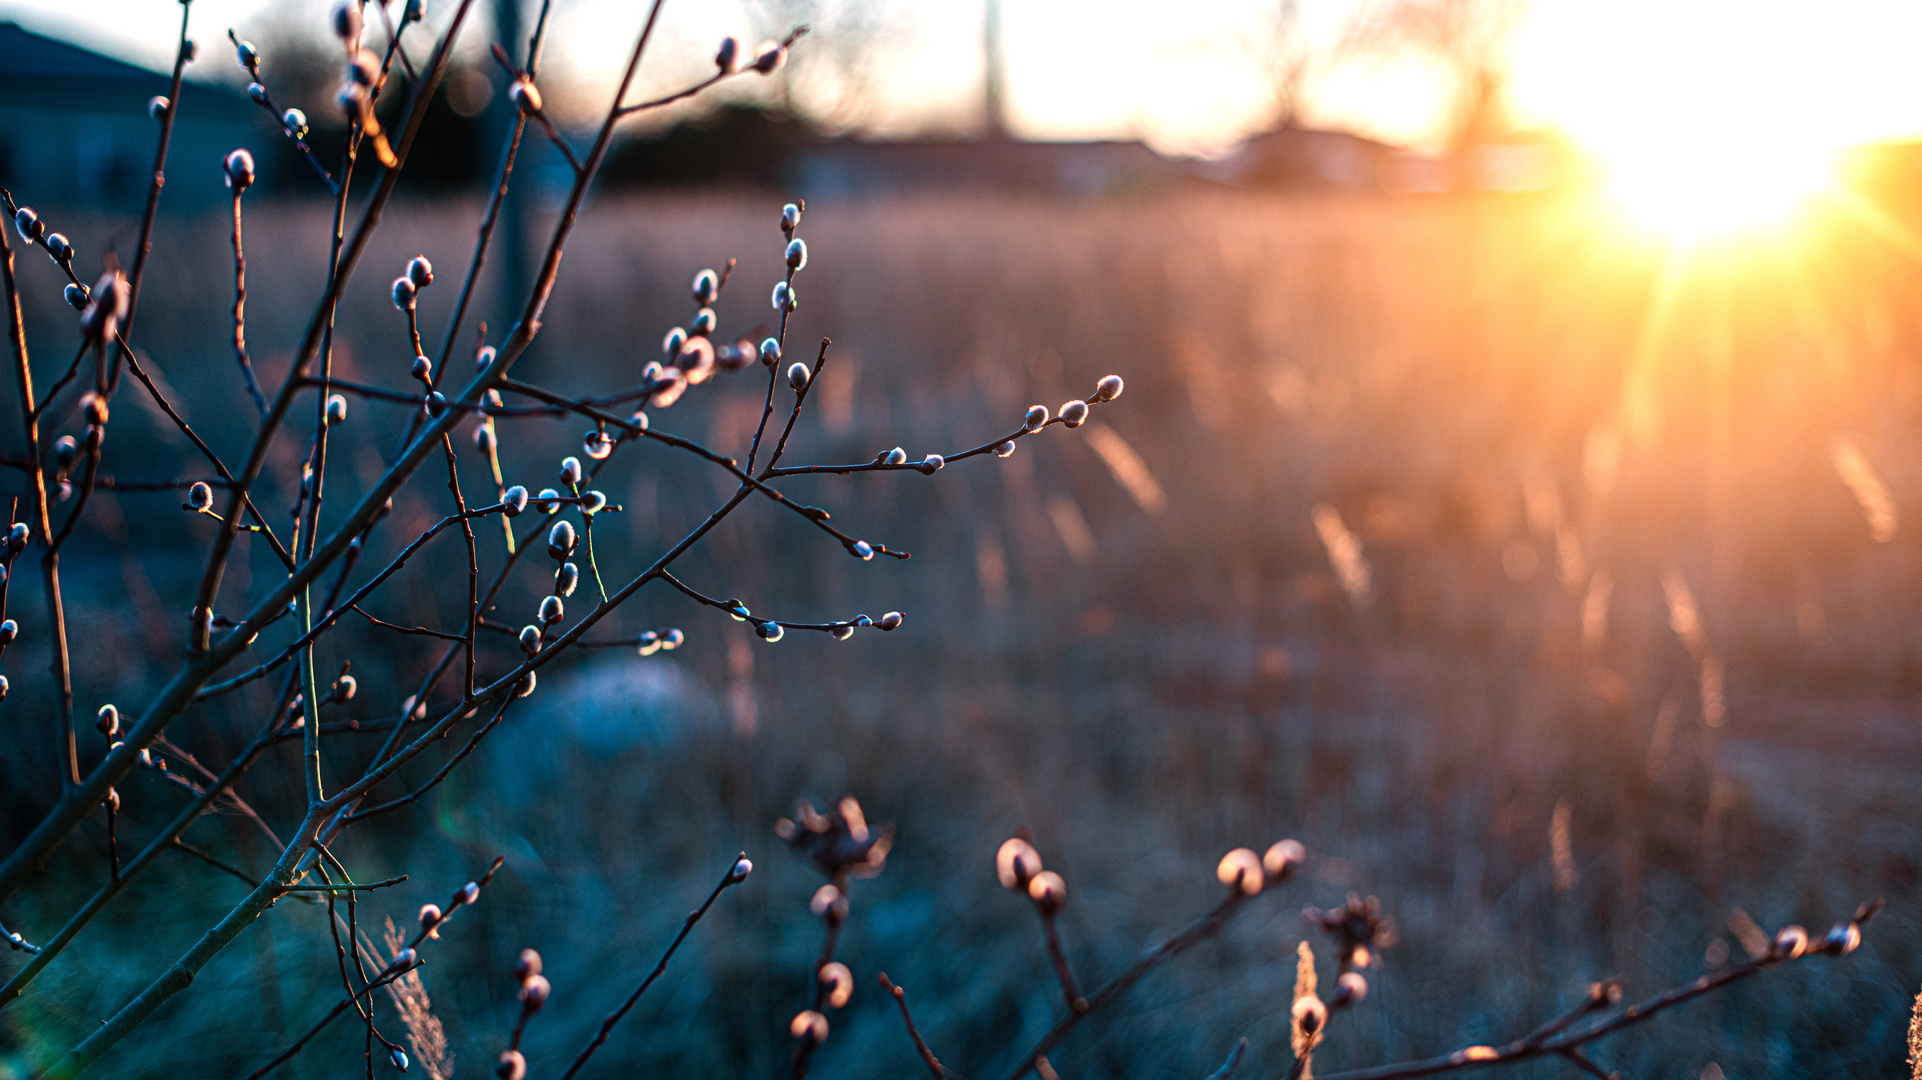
[{"left": 1600, "top": 136, "right": 1836, "bottom": 240}]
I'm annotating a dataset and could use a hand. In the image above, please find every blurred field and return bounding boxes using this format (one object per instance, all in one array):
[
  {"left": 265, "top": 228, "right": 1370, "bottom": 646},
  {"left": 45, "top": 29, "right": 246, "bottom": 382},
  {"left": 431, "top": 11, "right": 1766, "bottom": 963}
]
[{"left": 1, "top": 187, "right": 1919, "bottom": 1078}]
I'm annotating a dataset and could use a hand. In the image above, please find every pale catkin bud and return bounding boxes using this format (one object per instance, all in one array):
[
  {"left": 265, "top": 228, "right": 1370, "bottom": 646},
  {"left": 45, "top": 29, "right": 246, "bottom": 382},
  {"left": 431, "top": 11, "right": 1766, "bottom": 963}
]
[
  {"left": 756, "top": 620, "right": 784, "bottom": 642},
  {"left": 1025, "top": 405, "right": 1050, "bottom": 431},
  {"left": 96, "top": 704, "right": 120, "bottom": 736},
  {"left": 44, "top": 233, "right": 71, "bottom": 262},
  {"left": 411, "top": 355, "right": 432, "bottom": 383},
  {"left": 832, "top": 625, "right": 853, "bottom": 641},
  {"left": 581, "top": 490, "right": 607, "bottom": 515},
  {"left": 8, "top": 523, "right": 28, "bottom": 549},
  {"left": 759, "top": 337, "right": 782, "bottom": 366},
  {"left": 149, "top": 95, "right": 172, "bottom": 121},
  {"left": 810, "top": 883, "right": 843, "bottom": 916},
  {"left": 917, "top": 454, "right": 945, "bottom": 474},
  {"left": 188, "top": 482, "right": 213, "bottom": 510},
  {"left": 731, "top": 856, "right": 754, "bottom": 879},
  {"left": 518, "top": 624, "right": 541, "bottom": 655},
  {"left": 879, "top": 611, "right": 904, "bottom": 630},
  {"left": 1293, "top": 995, "right": 1328, "bottom": 1035},
  {"left": 715, "top": 36, "right": 741, "bottom": 73},
  {"left": 539, "top": 594, "right": 564, "bottom": 625},
  {"left": 64, "top": 283, "right": 87, "bottom": 310},
  {"left": 787, "top": 362, "right": 810, "bottom": 391},
  {"left": 650, "top": 366, "right": 688, "bottom": 407},
  {"left": 663, "top": 628, "right": 684, "bottom": 649},
  {"left": 637, "top": 630, "right": 662, "bottom": 656},
  {"left": 104, "top": 788, "right": 119, "bottom": 812},
  {"left": 1060, "top": 399, "right": 1089, "bottom": 427},
  {"left": 692, "top": 268, "right": 720, "bottom": 304},
  {"left": 14, "top": 207, "right": 41, "bottom": 243},
  {"left": 556, "top": 562, "right": 579, "bottom": 597},
  {"left": 995, "top": 441, "right": 1016, "bottom": 458},
  {"left": 457, "top": 881, "right": 480, "bottom": 906},
  {"left": 330, "top": 0, "right": 362, "bottom": 42},
  {"left": 677, "top": 336, "right": 716, "bottom": 384},
  {"left": 496, "top": 1050, "right": 527, "bottom": 1080},
  {"left": 515, "top": 948, "right": 543, "bottom": 981},
  {"left": 884, "top": 447, "right": 907, "bottom": 466},
  {"left": 475, "top": 345, "right": 497, "bottom": 371},
  {"left": 1216, "top": 848, "right": 1265, "bottom": 896},
  {"left": 790, "top": 1010, "right": 828, "bottom": 1043},
  {"left": 503, "top": 485, "right": 529, "bottom": 516},
  {"left": 407, "top": 255, "right": 434, "bottom": 288},
  {"left": 224, "top": 148, "right": 255, "bottom": 190},
  {"left": 752, "top": 40, "right": 787, "bottom": 74},
  {"left": 508, "top": 78, "right": 542, "bottom": 115},
  {"left": 536, "top": 489, "right": 562, "bottom": 514},
  {"left": 391, "top": 1048, "right": 409, "bottom": 1071},
  {"left": 248, "top": 82, "right": 269, "bottom": 105},
  {"left": 819, "top": 962, "right": 854, "bottom": 1008},
  {"left": 1824, "top": 921, "right": 1861, "bottom": 954},
  {"left": 418, "top": 903, "right": 443, "bottom": 936},
  {"left": 781, "top": 202, "right": 802, "bottom": 232},
  {"left": 582, "top": 429, "right": 613, "bottom": 460},
  {"left": 0, "top": 620, "right": 19, "bottom": 646},
  {"left": 663, "top": 326, "right": 688, "bottom": 360},
  {"left": 393, "top": 948, "right": 418, "bottom": 970},
  {"left": 1028, "top": 870, "right": 1067, "bottom": 914},
  {"left": 1094, "top": 374, "right": 1125, "bottom": 402},
  {"left": 326, "top": 394, "right": 348, "bottom": 425},
  {"left": 786, "top": 238, "right": 808, "bottom": 270},
  {"left": 1333, "top": 971, "right": 1369, "bottom": 1006},
  {"left": 332, "top": 674, "right": 357, "bottom": 701},
  {"left": 852, "top": 540, "right": 874, "bottom": 561},
  {"left": 54, "top": 436, "right": 78, "bottom": 468},
  {"left": 283, "top": 108, "right": 308, "bottom": 138},
  {"left": 475, "top": 425, "right": 496, "bottom": 453},
  {"left": 996, "top": 837, "right": 1043, "bottom": 889},
  {"left": 1771, "top": 925, "right": 1808, "bottom": 960},
  {"left": 234, "top": 38, "right": 259, "bottom": 72},
  {"left": 519, "top": 974, "right": 551, "bottom": 1012},
  {"left": 559, "top": 456, "right": 583, "bottom": 486},
  {"left": 690, "top": 307, "right": 717, "bottom": 337},
  {"left": 547, "top": 520, "right": 575, "bottom": 559},
  {"left": 392, "top": 276, "right": 417, "bottom": 310},
  {"left": 1264, "top": 838, "right": 1307, "bottom": 880}
]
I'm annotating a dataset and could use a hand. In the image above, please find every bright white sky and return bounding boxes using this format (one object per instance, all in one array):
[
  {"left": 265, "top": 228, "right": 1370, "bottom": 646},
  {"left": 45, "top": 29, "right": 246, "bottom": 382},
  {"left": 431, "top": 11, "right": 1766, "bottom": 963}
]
[{"left": 5, "top": 0, "right": 1922, "bottom": 160}]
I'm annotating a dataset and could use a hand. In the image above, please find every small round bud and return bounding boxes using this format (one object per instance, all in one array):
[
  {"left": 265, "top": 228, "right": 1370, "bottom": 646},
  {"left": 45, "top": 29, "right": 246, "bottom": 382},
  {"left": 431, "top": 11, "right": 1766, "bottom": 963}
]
[
  {"left": 1293, "top": 995, "right": 1328, "bottom": 1035},
  {"left": 181, "top": 38, "right": 197, "bottom": 61},
  {"left": 536, "top": 488, "right": 562, "bottom": 514},
  {"left": 759, "top": 337, "right": 782, "bottom": 366},
  {"left": 547, "top": 520, "right": 574, "bottom": 559},
  {"left": 782, "top": 203, "right": 802, "bottom": 232},
  {"left": 64, "top": 283, "right": 87, "bottom": 310},
  {"left": 44, "top": 233, "right": 71, "bottom": 262},
  {"left": 518, "top": 624, "right": 542, "bottom": 655},
  {"left": 832, "top": 625, "right": 854, "bottom": 641},
  {"left": 556, "top": 562, "right": 579, "bottom": 597},
  {"left": 54, "top": 435, "right": 78, "bottom": 468},
  {"left": 81, "top": 390, "right": 109, "bottom": 427},
  {"left": 714, "top": 36, "right": 742, "bottom": 72},
  {"left": 917, "top": 454, "right": 944, "bottom": 474},
  {"left": 391, "top": 276, "right": 417, "bottom": 310},
  {"left": 1094, "top": 374, "right": 1124, "bottom": 402},
  {"left": 326, "top": 394, "right": 348, "bottom": 425},
  {"left": 996, "top": 837, "right": 1043, "bottom": 889},
  {"left": 753, "top": 40, "right": 787, "bottom": 74},
  {"left": 809, "top": 883, "right": 843, "bottom": 917},
  {"left": 502, "top": 486, "right": 529, "bottom": 516},
  {"left": 457, "top": 881, "right": 481, "bottom": 906},
  {"left": 224, "top": 148, "right": 256, "bottom": 191},
  {"left": 819, "top": 961, "right": 853, "bottom": 1008},
  {"left": 790, "top": 1009, "right": 828, "bottom": 1043},
  {"left": 337, "top": 81, "right": 370, "bottom": 124},
  {"left": 677, "top": 336, "right": 716, "bottom": 384},
  {"left": 1824, "top": 921, "right": 1861, "bottom": 955},
  {"left": 757, "top": 620, "right": 784, "bottom": 642},
  {"left": 496, "top": 1050, "right": 527, "bottom": 1080},
  {"left": 875, "top": 447, "right": 905, "bottom": 467},
  {"left": 1028, "top": 870, "right": 1067, "bottom": 914},
  {"left": 539, "top": 594, "right": 564, "bottom": 625},
  {"left": 878, "top": 611, "right": 904, "bottom": 631},
  {"left": 690, "top": 307, "right": 717, "bottom": 337},
  {"left": 787, "top": 362, "right": 810, "bottom": 391},
  {"left": 662, "top": 628, "right": 684, "bottom": 649},
  {"left": 649, "top": 366, "right": 688, "bottom": 407},
  {"left": 731, "top": 856, "right": 753, "bottom": 879},
  {"left": 411, "top": 355, "right": 432, "bottom": 383},
  {"left": 994, "top": 440, "right": 1016, "bottom": 458},
  {"left": 785, "top": 238, "right": 808, "bottom": 270},
  {"left": 559, "top": 456, "right": 583, "bottom": 486},
  {"left": 475, "top": 345, "right": 497, "bottom": 371},
  {"left": 692, "top": 268, "right": 720, "bottom": 304},
  {"left": 330, "top": 0, "right": 362, "bottom": 42},
  {"left": 8, "top": 523, "right": 28, "bottom": 549},
  {"left": 282, "top": 108, "right": 308, "bottom": 138},
  {"left": 518, "top": 974, "right": 550, "bottom": 1012},
  {"left": 407, "top": 255, "right": 434, "bottom": 288},
  {"left": 1771, "top": 924, "right": 1808, "bottom": 960},
  {"left": 663, "top": 326, "right": 688, "bottom": 360},
  {"left": 96, "top": 704, "right": 120, "bottom": 736},
  {"left": 725, "top": 599, "right": 751, "bottom": 621},
  {"left": 515, "top": 949, "right": 543, "bottom": 980},
  {"left": 1332, "top": 971, "right": 1368, "bottom": 1007},
  {"left": 248, "top": 82, "right": 269, "bottom": 105},
  {"left": 14, "top": 207, "right": 41, "bottom": 242},
  {"left": 1025, "top": 405, "right": 1050, "bottom": 431},
  {"left": 637, "top": 630, "right": 662, "bottom": 656},
  {"left": 393, "top": 947, "right": 418, "bottom": 970},
  {"left": 149, "top": 95, "right": 172, "bottom": 121},
  {"left": 852, "top": 540, "right": 873, "bottom": 561},
  {"left": 508, "top": 78, "right": 542, "bottom": 115},
  {"left": 583, "top": 429, "right": 613, "bottom": 460},
  {"left": 1216, "top": 848, "right": 1264, "bottom": 896},
  {"left": 332, "top": 674, "right": 357, "bottom": 701},
  {"left": 188, "top": 482, "right": 214, "bottom": 510},
  {"left": 1059, "top": 399, "right": 1090, "bottom": 427},
  {"left": 772, "top": 281, "right": 790, "bottom": 312},
  {"left": 234, "top": 38, "right": 259, "bottom": 72},
  {"left": 0, "top": 620, "right": 18, "bottom": 646},
  {"left": 391, "top": 1048, "right": 409, "bottom": 1072},
  {"left": 1263, "top": 838, "right": 1307, "bottom": 880},
  {"left": 104, "top": 787, "right": 120, "bottom": 812},
  {"left": 418, "top": 903, "right": 443, "bottom": 935}
]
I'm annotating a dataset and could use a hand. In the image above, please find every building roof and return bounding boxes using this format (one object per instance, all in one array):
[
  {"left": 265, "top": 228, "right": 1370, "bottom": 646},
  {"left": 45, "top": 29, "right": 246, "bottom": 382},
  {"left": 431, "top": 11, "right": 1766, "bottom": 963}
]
[{"left": 0, "top": 21, "right": 251, "bottom": 114}]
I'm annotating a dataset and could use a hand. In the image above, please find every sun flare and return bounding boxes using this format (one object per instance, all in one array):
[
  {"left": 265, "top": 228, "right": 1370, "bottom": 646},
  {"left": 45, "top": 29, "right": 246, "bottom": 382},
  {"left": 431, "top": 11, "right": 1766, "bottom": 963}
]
[{"left": 1599, "top": 133, "right": 1837, "bottom": 240}]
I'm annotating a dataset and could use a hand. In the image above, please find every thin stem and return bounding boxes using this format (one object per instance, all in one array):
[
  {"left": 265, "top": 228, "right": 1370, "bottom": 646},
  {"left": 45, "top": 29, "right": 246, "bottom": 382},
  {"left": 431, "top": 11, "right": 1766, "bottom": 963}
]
[
  {"left": 879, "top": 973, "right": 951, "bottom": 1079},
  {"left": 230, "top": 191, "right": 268, "bottom": 416}
]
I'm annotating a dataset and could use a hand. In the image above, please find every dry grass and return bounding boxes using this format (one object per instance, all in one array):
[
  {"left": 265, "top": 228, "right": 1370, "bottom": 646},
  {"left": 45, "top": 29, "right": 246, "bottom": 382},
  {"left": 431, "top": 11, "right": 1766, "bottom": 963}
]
[{"left": 1, "top": 188, "right": 1917, "bottom": 1077}]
